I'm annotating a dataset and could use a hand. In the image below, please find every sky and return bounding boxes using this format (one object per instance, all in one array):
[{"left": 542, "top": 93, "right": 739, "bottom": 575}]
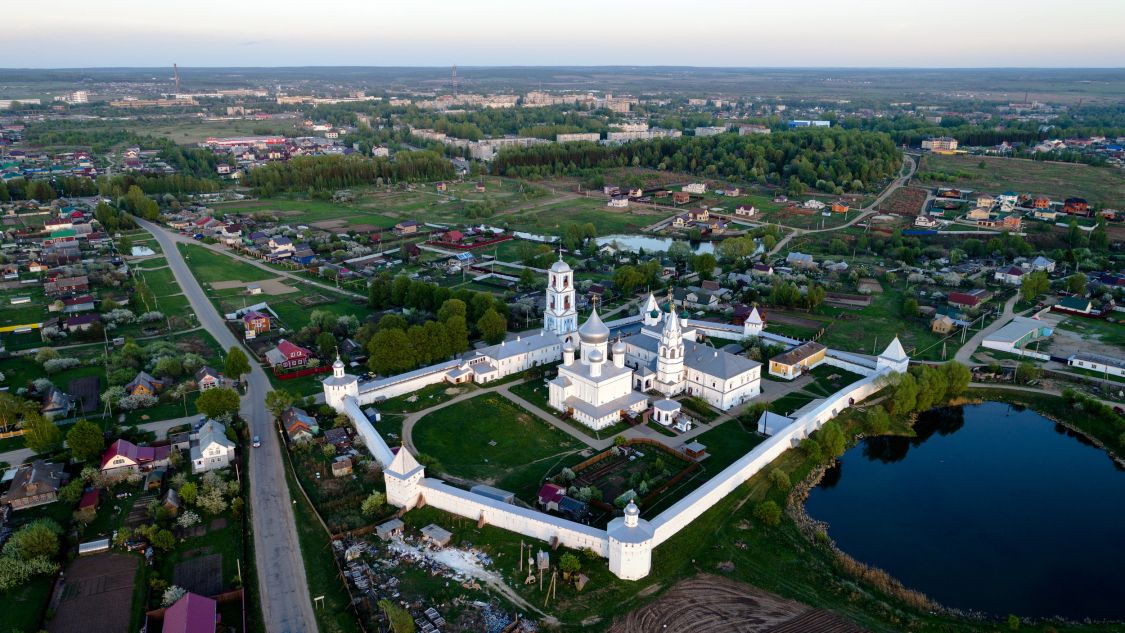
[{"left": 5, "top": 0, "right": 1124, "bottom": 68}]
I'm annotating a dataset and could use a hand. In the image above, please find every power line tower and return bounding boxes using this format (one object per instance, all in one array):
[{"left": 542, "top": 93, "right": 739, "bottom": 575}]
[{"left": 451, "top": 65, "right": 458, "bottom": 95}]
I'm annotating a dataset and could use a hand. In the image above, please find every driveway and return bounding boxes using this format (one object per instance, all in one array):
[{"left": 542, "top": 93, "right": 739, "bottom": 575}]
[
  {"left": 953, "top": 294, "right": 1019, "bottom": 365},
  {"left": 136, "top": 218, "right": 316, "bottom": 633}
]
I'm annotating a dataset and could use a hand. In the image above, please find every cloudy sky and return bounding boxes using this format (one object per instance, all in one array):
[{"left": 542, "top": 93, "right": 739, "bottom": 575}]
[{"left": 5, "top": 0, "right": 1123, "bottom": 68}]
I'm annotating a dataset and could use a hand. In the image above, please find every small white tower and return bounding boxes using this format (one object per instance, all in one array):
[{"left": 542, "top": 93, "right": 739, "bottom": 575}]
[
  {"left": 384, "top": 446, "right": 425, "bottom": 508},
  {"left": 544, "top": 256, "right": 577, "bottom": 338},
  {"left": 612, "top": 339, "right": 626, "bottom": 369},
  {"left": 641, "top": 293, "right": 661, "bottom": 327},
  {"left": 655, "top": 308, "right": 686, "bottom": 396},
  {"left": 322, "top": 353, "right": 359, "bottom": 411},
  {"left": 876, "top": 336, "right": 910, "bottom": 374},
  {"left": 743, "top": 307, "right": 764, "bottom": 337},
  {"left": 607, "top": 500, "right": 654, "bottom": 580}
]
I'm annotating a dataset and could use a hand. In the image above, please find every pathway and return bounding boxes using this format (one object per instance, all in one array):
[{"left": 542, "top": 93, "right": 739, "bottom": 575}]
[
  {"left": 135, "top": 218, "right": 317, "bottom": 633},
  {"left": 953, "top": 294, "right": 1019, "bottom": 365}
]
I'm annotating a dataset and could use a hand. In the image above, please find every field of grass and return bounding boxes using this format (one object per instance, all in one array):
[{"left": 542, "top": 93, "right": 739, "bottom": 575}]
[
  {"left": 501, "top": 197, "right": 674, "bottom": 237},
  {"left": 142, "top": 117, "right": 301, "bottom": 144},
  {"left": 213, "top": 197, "right": 399, "bottom": 228},
  {"left": 412, "top": 393, "right": 585, "bottom": 492},
  {"left": 917, "top": 154, "right": 1125, "bottom": 208},
  {"left": 177, "top": 243, "right": 274, "bottom": 285}
]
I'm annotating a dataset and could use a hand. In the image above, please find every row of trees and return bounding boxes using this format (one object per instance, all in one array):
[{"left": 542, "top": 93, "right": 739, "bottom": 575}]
[
  {"left": 365, "top": 301, "right": 484, "bottom": 376},
  {"left": 243, "top": 153, "right": 454, "bottom": 196},
  {"left": 492, "top": 129, "right": 902, "bottom": 194},
  {"left": 367, "top": 273, "right": 510, "bottom": 328}
]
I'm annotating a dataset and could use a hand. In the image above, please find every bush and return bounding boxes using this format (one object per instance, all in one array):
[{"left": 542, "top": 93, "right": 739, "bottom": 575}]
[
  {"left": 818, "top": 421, "right": 846, "bottom": 458},
  {"left": 2, "top": 519, "right": 63, "bottom": 560},
  {"left": 176, "top": 510, "right": 201, "bottom": 529},
  {"left": 118, "top": 393, "right": 157, "bottom": 410},
  {"left": 753, "top": 500, "right": 782, "bottom": 527},
  {"left": 43, "top": 357, "right": 81, "bottom": 374},
  {"left": 768, "top": 468, "right": 791, "bottom": 491},
  {"left": 361, "top": 492, "right": 386, "bottom": 517}
]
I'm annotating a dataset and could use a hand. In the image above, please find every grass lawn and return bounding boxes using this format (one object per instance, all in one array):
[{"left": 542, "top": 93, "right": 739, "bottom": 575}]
[
  {"left": 500, "top": 197, "right": 673, "bottom": 237},
  {"left": 507, "top": 380, "right": 630, "bottom": 441},
  {"left": 177, "top": 243, "right": 274, "bottom": 285},
  {"left": 917, "top": 154, "right": 1125, "bottom": 208},
  {"left": 412, "top": 393, "right": 585, "bottom": 491},
  {"left": 213, "top": 197, "right": 399, "bottom": 228},
  {"left": 378, "top": 382, "right": 478, "bottom": 414},
  {"left": 0, "top": 574, "right": 53, "bottom": 632},
  {"left": 816, "top": 288, "right": 953, "bottom": 361}
]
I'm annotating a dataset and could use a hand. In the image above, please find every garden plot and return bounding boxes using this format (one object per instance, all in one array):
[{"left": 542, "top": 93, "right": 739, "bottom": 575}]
[{"left": 47, "top": 553, "right": 138, "bottom": 633}]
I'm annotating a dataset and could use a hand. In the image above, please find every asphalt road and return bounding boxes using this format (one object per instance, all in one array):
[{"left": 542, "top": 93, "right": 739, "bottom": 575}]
[{"left": 136, "top": 218, "right": 317, "bottom": 633}]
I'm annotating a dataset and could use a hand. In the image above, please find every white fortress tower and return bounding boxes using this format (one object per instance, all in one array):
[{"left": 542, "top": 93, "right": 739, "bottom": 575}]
[
  {"left": 641, "top": 293, "right": 661, "bottom": 327},
  {"left": 544, "top": 256, "right": 578, "bottom": 340},
  {"left": 384, "top": 446, "right": 425, "bottom": 508},
  {"left": 607, "top": 501, "right": 654, "bottom": 580},
  {"left": 322, "top": 354, "right": 359, "bottom": 409},
  {"left": 654, "top": 308, "right": 686, "bottom": 396},
  {"left": 876, "top": 336, "right": 910, "bottom": 374},
  {"left": 743, "top": 307, "right": 764, "bottom": 337}
]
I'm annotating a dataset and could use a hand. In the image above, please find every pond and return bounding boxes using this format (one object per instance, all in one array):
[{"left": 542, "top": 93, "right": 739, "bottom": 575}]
[
  {"left": 804, "top": 401, "right": 1125, "bottom": 621},
  {"left": 511, "top": 230, "right": 725, "bottom": 255}
]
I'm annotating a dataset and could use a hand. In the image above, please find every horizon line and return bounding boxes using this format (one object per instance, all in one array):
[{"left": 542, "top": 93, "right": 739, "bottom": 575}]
[{"left": 3, "top": 65, "right": 1125, "bottom": 72}]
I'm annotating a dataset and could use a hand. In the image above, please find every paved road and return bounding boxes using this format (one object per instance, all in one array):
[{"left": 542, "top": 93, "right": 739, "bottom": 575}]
[
  {"left": 158, "top": 226, "right": 364, "bottom": 300},
  {"left": 953, "top": 294, "right": 1019, "bottom": 365},
  {"left": 0, "top": 415, "right": 196, "bottom": 467},
  {"left": 767, "top": 154, "right": 917, "bottom": 257},
  {"left": 136, "top": 218, "right": 317, "bottom": 633}
]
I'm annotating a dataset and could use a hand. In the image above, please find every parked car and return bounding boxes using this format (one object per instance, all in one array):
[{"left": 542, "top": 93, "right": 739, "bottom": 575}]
[{"left": 252, "top": 435, "right": 261, "bottom": 448}]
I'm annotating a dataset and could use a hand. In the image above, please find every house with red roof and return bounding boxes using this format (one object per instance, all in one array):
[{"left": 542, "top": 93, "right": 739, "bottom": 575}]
[
  {"left": 264, "top": 339, "right": 312, "bottom": 370},
  {"left": 537, "top": 482, "right": 565, "bottom": 512},
  {"left": 78, "top": 489, "right": 100, "bottom": 512},
  {"left": 994, "top": 265, "right": 1027, "bottom": 286},
  {"left": 162, "top": 592, "right": 218, "bottom": 633},
  {"left": 100, "top": 439, "right": 172, "bottom": 475}
]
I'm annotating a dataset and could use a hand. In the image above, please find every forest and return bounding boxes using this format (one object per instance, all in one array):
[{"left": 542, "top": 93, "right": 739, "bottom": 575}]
[
  {"left": 491, "top": 128, "right": 902, "bottom": 194},
  {"left": 243, "top": 151, "right": 454, "bottom": 195}
]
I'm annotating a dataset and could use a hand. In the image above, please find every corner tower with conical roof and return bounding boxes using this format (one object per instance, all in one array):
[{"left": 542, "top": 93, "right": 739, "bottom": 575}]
[
  {"left": 385, "top": 445, "right": 426, "bottom": 508},
  {"left": 544, "top": 254, "right": 577, "bottom": 338},
  {"left": 876, "top": 336, "right": 910, "bottom": 374}
]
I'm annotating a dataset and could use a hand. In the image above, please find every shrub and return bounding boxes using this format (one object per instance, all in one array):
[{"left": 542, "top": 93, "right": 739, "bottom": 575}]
[
  {"left": 753, "top": 500, "right": 782, "bottom": 527},
  {"left": 43, "top": 358, "right": 82, "bottom": 374},
  {"left": 176, "top": 510, "right": 201, "bottom": 529},
  {"left": 768, "top": 468, "right": 791, "bottom": 491},
  {"left": 162, "top": 585, "right": 187, "bottom": 607},
  {"left": 800, "top": 437, "right": 822, "bottom": 462},
  {"left": 118, "top": 393, "right": 157, "bottom": 410}
]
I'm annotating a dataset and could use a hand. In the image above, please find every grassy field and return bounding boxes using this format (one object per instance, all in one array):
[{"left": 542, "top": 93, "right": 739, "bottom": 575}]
[
  {"left": 412, "top": 393, "right": 586, "bottom": 495},
  {"left": 141, "top": 118, "right": 301, "bottom": 144},
  {"left": 500, "top": 197, "right": 675, "bottom": 237},
  {"left": 917, "top": 154, "right": 1125, "bottom": 208},
  {"left": 213, "top": 197, "right": 399, "bottom": 228},
  {"left": 177, "top": 243, "right": 274, "bottom": 285}
]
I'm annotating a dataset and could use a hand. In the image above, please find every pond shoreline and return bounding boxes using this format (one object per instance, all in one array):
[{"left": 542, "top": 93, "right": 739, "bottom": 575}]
[{"left": 791, "top": 397, "right": 1125, "bottom": 627}]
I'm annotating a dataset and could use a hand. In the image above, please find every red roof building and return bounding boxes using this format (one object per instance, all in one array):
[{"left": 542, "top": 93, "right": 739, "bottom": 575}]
[
  {"left": 162, "top": 592, "right": 218, "bottom": 633},
  {"left": 537, "top": 483, "right": 565, "bottom": 511},
  {"left": 100, "top": 439, "right": 172, "bottom": 474},
  {"left": 78, "top": 489, "right": 99, "bottom": 511}
]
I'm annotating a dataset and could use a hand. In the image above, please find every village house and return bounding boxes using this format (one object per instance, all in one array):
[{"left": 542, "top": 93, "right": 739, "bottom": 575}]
[
  {"left": 268, "top": 236, "right": 295, "bottom": 258},
  {"left": 948, "top": 289, "right": 993, "bottom": 309},
  {"left": 682, "top": 183, "right": 706, "bottom": 194},
  {"left": 162, "top": 592, "right": 218, "bottom": 633},
  {"left": 100, "top": 439, "right": 172, "bottom": 475},
  {"left": 994, "top": 265, "right": 1027, "bottom": 285},
  {"left": 1063, "top": 197, "right": 1090, "bottom": 216},
  {"left": 393, "top": 220, "right": 419, "bottom": 236},
  {"left": 672, "top": 191, "right": 691, "bottom": 205},
  {"left": 125, "top": 371, "right": 164, "bottom": 397},
  {"left": 0, "top": 460, "right": 68, "bottom": 510},
  {"left": 735, "top": 205, "right": 757, "bottom": 218},
  {"left": 768, "top": 341, "right": 827, "bottom": 380},
  {"left": 44, "top": 274, "right": 89, "bottom": 296},
  {"left": 831, "top": 202, "right": 850, "bottom": 214},
  {"left": 282, "top": 406, "right": 319, "bottom": 442},
  {"left": 194, "top": 366, "right": 225, "bottom": 391},
  {"left": 931, "top": 314, "right": 958, "bottom": 335},
  {"left": 190, "top": 420, "right": 236, "bottom": 474},
  {"left": 265, "top": 339, "right": 312, "bottom": 370},
  {"left": 243, "top": 310, "right": 271, "bottom": 339}
]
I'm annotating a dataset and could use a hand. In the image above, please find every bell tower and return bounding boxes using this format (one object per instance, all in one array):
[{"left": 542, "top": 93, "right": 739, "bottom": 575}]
[{"left": 544, "top": 254, "right": 577, "bottom": 337}]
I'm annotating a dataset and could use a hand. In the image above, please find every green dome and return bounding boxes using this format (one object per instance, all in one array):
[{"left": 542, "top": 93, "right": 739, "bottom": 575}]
[{"left": 649, "top": 309, "right": 660, "bottom": 318}]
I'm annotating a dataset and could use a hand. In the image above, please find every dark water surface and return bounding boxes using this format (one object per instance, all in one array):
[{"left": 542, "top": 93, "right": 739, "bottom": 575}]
[{"left": 805, "top": 401, "right": 1125, "bottom": 620}]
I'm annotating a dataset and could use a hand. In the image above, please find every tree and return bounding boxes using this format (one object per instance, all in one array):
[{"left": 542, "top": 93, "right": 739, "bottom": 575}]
[
  {"left": 768, "top": 468, "right": 791, "bottom": 491},
  {"left": 818, "top": 421, "right": 846, "bottom": 458},
  {"left": 692, "top": 253, "right": 718, "bottom": 280},
  {"left": 224, "top": 347, "right": 251, "bottom": 379},
  {"left": 1015, "top": 362, "right": 1042, "bottom": 384},
  {"left": 67, "top": 419, "right": 105, "bottom": 463},
  {"left": 196, "top": 387, "right": 241, "bottom": 420},
  {"left": 800, "top": 438, "right": 822, "bottom": 462},
  {"left": 0, "top": 393, "right": 36, "bottom": 433},
  {"left": 150, "top": 529, "right": 176, "bottom": 552},
  {"left": 23, "top": 413, "right": 62, "bottom": 454},
  {"left": 367, "top": 328, "right": 416, "bottom": 375},
  {"left": 265, "top": 389, "right": 296, "bottom": 419},
  {"left": 315, "top": 331, "right": 337, "bottom": 359},
  {"left": 379, "top": 599, "right": 416, "bottom": 633},
  {"left": 445, "top": 315, "right": 470, "bottom": 355},
  {"left": 35, "top": 347, "right": 60, "bottom": 365},
  {"left": 753, "top": 500, "right": 782, "bottom": 527},
  {"left": 666, "top": 240, "right": 693, "bottom": 265},
  {"left": 437, "top": 298, "right": 467, "bottom": 323},
  {"left": 361, "top": 492, "right": 387, "bottom": 517},
  {"left": 1020, "top": 270, "right": 1049, "bottom": 301},
  {"left": 888, "top": 372, "right": 919, "bottom": 415},
  {"left": 0, "top": 555, "right": 58, "bottom": 592},
  {"left": 902, "top": 298, "right": 919, "bottom": 318},
  {"left": 1089, "top": 217, "right": 1108, "bottom": 252},
  {"left": 477, "top": 308, "right": 507, "bottom": 345},
  {"left": 865, "top": 406, "right": 892, "bottom": 435},
  {"left": 944, "top": 362, "right": 971, "bottom": 398},
  {"left": 179, "top": 482, "right": 198, "bottom": 505},
  {"left": 1066, "top": 272, "right": 1087, "bottom": 295},
  {"left": 162, "top": 585, "right": 187, "bottom": 608},
  {"left": 2, "top": 519, "right": 62, "bottom": 560},
  {"left": 559, "top": 552, "right": 581, "bottom": 576}
]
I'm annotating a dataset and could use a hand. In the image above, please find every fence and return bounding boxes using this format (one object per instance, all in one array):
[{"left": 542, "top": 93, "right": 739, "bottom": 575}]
[{"left": 273, "top": 365, "right": 332, "bottom": 380}]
